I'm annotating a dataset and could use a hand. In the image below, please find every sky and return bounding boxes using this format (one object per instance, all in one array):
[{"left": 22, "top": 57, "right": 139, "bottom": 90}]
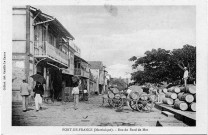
[{"left": 34, "top": 5, "right": 196, "bottom": 78}]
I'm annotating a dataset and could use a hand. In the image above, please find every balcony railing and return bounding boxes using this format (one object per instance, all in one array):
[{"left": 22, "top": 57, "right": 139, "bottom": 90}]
[
  {"left": 34, "top": 41, "right": 68, "bottom": 66},
  {"left": 74, "top": 68, "right": 89, "bottom": 78}
]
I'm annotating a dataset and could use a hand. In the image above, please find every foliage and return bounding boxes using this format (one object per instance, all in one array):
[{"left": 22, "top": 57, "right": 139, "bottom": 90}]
[
  {"left": 130, "top": 44, "right": 196, "bottom": 84},
  {"left": 109, "top": 78, "right": 127, "bottom": 90}
]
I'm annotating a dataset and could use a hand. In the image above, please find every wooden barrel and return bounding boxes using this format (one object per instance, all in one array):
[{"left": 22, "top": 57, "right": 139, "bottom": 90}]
[
  {"left": 165, "top": 92, "right": 177, "bottom": 99},
  {"left": 140, "top": 93, "right": 148, "bottom": 100},
  {"left": 162, "top": 98, "right": 174, "bottom": 105},
  {"left": 173, "top": 87, "right": 181, "bottom": 93},
  {"left": 174, "top": 101, "right": 188, "bottom": 111},
  {"left": 108, "top": 91, "right": 114, "bottom": 99},
  {"left": 189, "top": 102, "right": 196, "bottom": 112},
  {"left": 129, "top": 92, "right": 139, "bottom": 100},
  {"left": 114, "top": 93, "right": 120, "bottom": 99},
  {"left": 186, "top": 85, "right": 196, "bottom": 94},
  {"left": 112, "top": 88, "right": 119, "bottom": 94},
  {"left": 179, "top": 93, "right": 194, "bottom": 103},
  {"left": 163, "top": 88, "right": 168, "bottom": 93}
]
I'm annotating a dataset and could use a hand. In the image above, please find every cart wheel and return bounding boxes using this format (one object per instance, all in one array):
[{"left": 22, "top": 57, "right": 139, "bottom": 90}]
[
  {"left": 136, "top": 100, "right": 144, "bottom": 112},
  {"left": 139, "top": 95, "right": 154, "bottom": 112},
  {"left": 108, "top": 99, "right": 113, "bottom": 107},
  {"left": 129, "top": 100, "right": 138, "bottom": 111},
  {"left": 112, "top": 98, "right": 123, "bottom": 109}
]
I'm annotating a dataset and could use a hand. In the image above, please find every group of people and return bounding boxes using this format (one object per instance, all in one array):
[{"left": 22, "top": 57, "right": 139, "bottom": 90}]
[
  {"left": 20, "top": 77, "right": 82, "bottom": 112},
  {"left": 20, "top": 80, "right": 44, "bottom": 112}
]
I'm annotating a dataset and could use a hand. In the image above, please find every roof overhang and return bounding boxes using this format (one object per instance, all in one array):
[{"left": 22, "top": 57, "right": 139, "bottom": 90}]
[
  {"left": 29, "top": 6, "right": 75, "bottom": 40},
  {"left": 74, "top": 54, "right": 89, "bottom": 64}
]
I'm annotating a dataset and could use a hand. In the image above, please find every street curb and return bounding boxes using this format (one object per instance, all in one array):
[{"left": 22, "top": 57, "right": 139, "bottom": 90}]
[{"left": 155, "top": 103, "right": 196, "bottom": 126}]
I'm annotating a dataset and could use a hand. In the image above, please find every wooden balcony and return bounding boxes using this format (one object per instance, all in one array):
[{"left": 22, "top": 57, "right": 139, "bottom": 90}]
[
  {"left": 74, "top": 68, "right": 89, "bottom": 78},
  {"left": 34, "top": 41, "right": 68, "bottom": 67}
]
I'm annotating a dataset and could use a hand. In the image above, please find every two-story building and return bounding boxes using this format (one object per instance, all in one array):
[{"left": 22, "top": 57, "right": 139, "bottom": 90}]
[{"left": 12, "top": 6, "right": 76, "bottom": 101}]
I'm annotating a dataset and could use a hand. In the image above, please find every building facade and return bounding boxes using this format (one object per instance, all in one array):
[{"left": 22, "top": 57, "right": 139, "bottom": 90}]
[{"left": 12, "top": 6, "right": 84, "bottom": 101}]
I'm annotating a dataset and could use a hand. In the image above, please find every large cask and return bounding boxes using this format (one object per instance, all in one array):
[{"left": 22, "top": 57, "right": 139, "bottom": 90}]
[
  {"left": 108, "top": 91, "right": 114, "bottom": 98},
  {"left": 162, "top": 98, "right": 174, "bottom": 105},
  {"left": 179, "top": 93, "right": 194, "bottom": 103},
  {"left": 189, "top": 102, "right": 196, "bottom": 112},
  {"left": 173, "top": 87, "right": 181, "bottom": 93},
  {"left": 129, "top": 92, "right": 139, "bottom": 100},
  {"left": 174, "top": 101, "right": 188, "bottom": 111},
  {"left": 112, "top": 88, "right": 120, "bottom": 94},
  {"left": 114, "top": 93, "right": 120, "bottom": 99},
  {"left": 165, "top": 92, "right": 177, "bottom": 99},
  {"left": 163, "top": 88, "right": 168, "bottom": 93},
  {"left": 186, "top": 85, "right": 196, "bottom": 94}
]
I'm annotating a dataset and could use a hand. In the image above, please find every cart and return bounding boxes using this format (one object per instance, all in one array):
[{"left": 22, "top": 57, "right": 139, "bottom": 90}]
[{"left": 105, "top": 86, "right": 157, "bottom": 112}]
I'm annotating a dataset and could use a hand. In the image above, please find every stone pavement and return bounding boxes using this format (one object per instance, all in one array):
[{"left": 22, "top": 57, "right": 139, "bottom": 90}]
[{"left": 12, "top": 95, "right": 188, "bottom": 126}]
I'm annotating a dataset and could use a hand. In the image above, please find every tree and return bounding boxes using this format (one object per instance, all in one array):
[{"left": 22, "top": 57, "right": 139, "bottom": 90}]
[
  {"left": 109, "top": 78, "right": 127, "bottom": 90},
  {"left": 130, "top": 44, "right": 196, "bottom": 84}
]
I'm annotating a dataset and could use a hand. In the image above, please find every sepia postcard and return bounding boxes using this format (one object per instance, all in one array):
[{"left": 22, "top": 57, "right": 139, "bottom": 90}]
[{"left": 1, "top": 0, "right": 208, "bottom": 134}]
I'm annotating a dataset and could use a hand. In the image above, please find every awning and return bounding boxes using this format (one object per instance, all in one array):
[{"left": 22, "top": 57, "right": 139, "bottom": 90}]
[
  {"left": 62, "top": 68, "right": 73, "bottom": 75},
  {"left": 74, "top": 54, "right": 89, "bottom": 64}
]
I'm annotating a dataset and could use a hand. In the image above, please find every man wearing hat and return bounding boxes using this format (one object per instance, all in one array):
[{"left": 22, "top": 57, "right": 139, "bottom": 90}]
[
  {"left": 183, "top": 67, "right": 189, "bottom": 87},
  {"left": 20, "top": 79, "right": 31, "bottom": 112}
]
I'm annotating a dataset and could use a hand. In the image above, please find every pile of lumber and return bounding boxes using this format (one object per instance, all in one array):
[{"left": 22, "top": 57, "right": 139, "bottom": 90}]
[{"left": 161, "top": 85, "right": 196, "bottom": 112}]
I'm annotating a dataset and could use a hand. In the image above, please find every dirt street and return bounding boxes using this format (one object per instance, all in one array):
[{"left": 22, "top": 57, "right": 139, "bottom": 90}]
[{"left": 12, "top": 95, "right": 187, "bottom": 126}]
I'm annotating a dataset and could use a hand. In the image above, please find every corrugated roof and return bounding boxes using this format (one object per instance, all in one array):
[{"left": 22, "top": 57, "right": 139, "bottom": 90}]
[{"left": 88, "top": 61, "right": 103, "bottom": 70}]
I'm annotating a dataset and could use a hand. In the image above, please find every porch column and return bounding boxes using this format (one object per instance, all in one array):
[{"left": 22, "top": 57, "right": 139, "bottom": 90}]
[
  {"left": 43, "top": 67, "right": 47, "bottom": 96},
  {"left": 87, "top": 78, "right": 90, "bottom": 95}
]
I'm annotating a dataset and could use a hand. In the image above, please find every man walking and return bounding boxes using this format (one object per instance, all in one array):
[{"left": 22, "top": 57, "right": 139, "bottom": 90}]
[
  {"left": 33, "top": 81, "right": 44, "bottom": 112},
  {"left": 72, "top": 79, "right": 81, "bottom": 110},
  {"left": 183, "top": 67, "right": 189, "bottom": 87},
  {"left": 20, "top": 79, "right": 31, "bottom": 112}
]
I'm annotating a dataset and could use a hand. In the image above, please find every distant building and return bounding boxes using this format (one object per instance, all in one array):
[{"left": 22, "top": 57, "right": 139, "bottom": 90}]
[{"left": 88, "top": 61, "right": 107, "bottom": 94}]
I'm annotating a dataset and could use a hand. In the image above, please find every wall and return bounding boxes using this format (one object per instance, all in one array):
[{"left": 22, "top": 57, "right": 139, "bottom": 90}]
[
  {"left": 12, "top": 6, "right": 34, "bottom": 101},
  {"left": 12, "top": 8, "right": 26, "bottom": 53}
]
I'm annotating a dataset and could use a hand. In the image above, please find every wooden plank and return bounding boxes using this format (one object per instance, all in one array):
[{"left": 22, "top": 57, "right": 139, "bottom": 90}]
[{"left": 161, "top": 111, "right": 174, "bottom": 117}]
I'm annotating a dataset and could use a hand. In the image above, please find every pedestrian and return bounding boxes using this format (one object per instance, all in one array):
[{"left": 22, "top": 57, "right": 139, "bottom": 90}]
[
  {"left": 20, "top": 79, "right": 31, "bottom": 112},
  {"left": 183, "top": 67, "right": 189, "bottom": 87},
  {"left": 72, "top": 78, "right": 81, "bottom": 110},
  {"left": 33, "top": 81, "right": 44, "bottom": 112},
  {"left": 126, "top": 87, "right": 132, "bottom": 107}
]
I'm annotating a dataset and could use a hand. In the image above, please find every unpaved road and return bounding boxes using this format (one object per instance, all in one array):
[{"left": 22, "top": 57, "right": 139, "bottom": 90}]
[{"left": 12, "top": 95, "right": 187, "bottom": 126}]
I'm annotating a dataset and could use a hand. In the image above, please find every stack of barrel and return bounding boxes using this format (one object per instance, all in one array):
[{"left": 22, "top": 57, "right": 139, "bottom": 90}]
[
  {"left": 161, "top": 85, "right": 196, "bottom": 112},
  {"left": 108, "top": 87, "right": 121, "bottom": 99}
]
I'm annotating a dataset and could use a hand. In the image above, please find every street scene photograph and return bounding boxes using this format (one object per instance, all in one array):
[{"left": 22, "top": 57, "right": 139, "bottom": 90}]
[{"left": 11, "top": 5, "right": 196, "bottom": 127}]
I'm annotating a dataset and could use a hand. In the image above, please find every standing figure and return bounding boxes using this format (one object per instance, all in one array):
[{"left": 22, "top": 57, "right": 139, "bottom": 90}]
[
  {"left": 72, "top": 79, "right": 81, "bottom": 110},
  {"left": 33, "top": 81, "right": 44, "bottom": 112},
  {"left": 20, "top": 79, "right": 31, "bottom": 112},
  {"left": 183, "top": 67, "right": 189, "bottom": 87}
]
